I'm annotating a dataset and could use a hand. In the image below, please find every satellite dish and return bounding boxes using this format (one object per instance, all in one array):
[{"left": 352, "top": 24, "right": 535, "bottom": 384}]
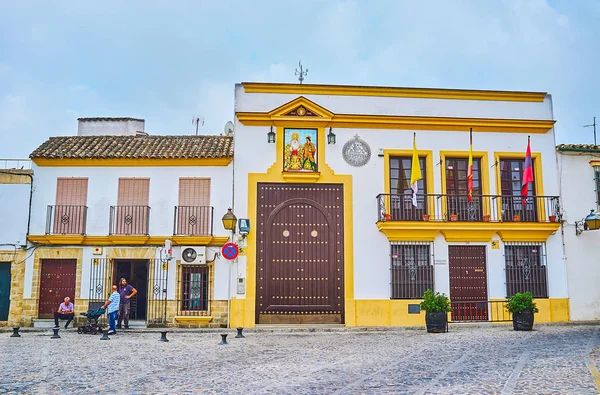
[{"left": 224, "top": 121, "right": 234, "bottom": 136}]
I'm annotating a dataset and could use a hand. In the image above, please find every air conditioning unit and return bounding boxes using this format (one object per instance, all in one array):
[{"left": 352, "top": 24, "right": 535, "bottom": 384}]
[{"left": 181, "top": 246, "right": 206, "bottom": 265}]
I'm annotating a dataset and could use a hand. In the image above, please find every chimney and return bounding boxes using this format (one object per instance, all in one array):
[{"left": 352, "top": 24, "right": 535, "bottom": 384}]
[{"left": 77, "top": 117, "right": 145, "bottom": 136}]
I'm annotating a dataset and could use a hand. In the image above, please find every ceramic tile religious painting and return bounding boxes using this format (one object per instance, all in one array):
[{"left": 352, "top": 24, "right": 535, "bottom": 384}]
[{"left": 283, "top": 128, "right": 318, "bottom": 172}]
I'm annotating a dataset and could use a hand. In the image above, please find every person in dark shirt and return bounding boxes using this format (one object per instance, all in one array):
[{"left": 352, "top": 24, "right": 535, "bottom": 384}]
[{"left": 117, "top": 278, "right": 137, "bottom": 329}]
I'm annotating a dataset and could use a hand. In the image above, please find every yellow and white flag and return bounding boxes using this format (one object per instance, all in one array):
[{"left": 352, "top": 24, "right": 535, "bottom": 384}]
[{"left": 410, "top": 133, "right": 422, "bottom": 207}]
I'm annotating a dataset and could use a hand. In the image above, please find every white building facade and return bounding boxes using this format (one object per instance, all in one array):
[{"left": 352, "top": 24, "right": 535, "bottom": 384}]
[
  {"left": 23, "top": 118, "right": 234, "bottom": 327},
  {"left": 557, "top": 144, "right": 600, "bottom": 321},
  {"left": 229, "top": 83, "right": 569, "bottom": 327}
]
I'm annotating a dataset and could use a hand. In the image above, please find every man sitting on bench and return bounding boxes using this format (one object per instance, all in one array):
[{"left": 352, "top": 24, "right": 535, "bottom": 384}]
[{"left": 54, "top": 296, "right": 74, "bottom": 329}]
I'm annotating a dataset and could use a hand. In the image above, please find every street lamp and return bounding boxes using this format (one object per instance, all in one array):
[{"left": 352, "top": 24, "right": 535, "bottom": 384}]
[
  {"left": 576, "top": 209, "right": 600, "bottom": 235},
  {"left": 267, "top": 126, "right": 276, "bottom": 144},
  {"left": 327, "top": 127, "right": 336, "bottom": 145},
  {"left": 221, "top": 208, "right": 237, "bottom": 231}
]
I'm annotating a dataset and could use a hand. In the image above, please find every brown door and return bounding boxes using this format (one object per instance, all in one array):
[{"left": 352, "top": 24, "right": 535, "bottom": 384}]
[
  {"left": 38, "top": 259, "right": 77, "bottom": 318},
  {"left": 256, "top": 183, "right": 344, "bottom": 324},
  {"left": 448, "top": 246, "right": 488, "bottom": 321}
]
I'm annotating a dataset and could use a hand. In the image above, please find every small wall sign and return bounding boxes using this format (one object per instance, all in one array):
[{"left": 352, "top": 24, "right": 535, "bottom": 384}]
[
  {"left": 434, "top": 259, "right": 447, "bottom": 265},
  {"left": 491, "top": 241, "right": 500, "bottom": 250}
]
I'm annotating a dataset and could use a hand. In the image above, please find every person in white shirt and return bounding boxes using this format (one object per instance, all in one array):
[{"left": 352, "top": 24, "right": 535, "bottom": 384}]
[{"left": 101, "top": 285, "right": 120, "bottom": 335}]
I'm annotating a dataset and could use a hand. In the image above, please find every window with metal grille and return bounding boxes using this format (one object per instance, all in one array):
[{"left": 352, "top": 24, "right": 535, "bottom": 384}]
[
  {"left": 504, "top": 242, "right": 548, "bottom": 298},
  {"left": 390, "top": 242, "right": 434, "bottom": 299},
  {"left": 179, "top": 265, "right": 210, "bottom": 314},
  {"left": 595, "top": 170, "right": 600, "bottom": 210},
  {"left": 389, "top": 156, "right": 427, "bottom": 220}
]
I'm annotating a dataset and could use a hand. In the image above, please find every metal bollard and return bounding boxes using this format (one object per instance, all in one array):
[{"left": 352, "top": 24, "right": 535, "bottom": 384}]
[
  {"left": 219, "top": 333, "right": 228, "bottom": 345},
  {"left": 99, "top": 329, "right": 110, "bottom": 341},
  {"left": 51, "top": 328, "right": 61, "bottom": 339},
  {"left": 159, "top": 331, "right": 169, "bottom": 342},
  {"left": 10, "top": 327, "right": 21, "bottom": 338},
  {"left": 235, "top": 327, "right": 245, "bottom": 338}
]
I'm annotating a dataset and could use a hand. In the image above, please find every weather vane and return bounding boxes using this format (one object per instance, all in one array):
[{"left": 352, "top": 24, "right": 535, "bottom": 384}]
[{"left": 295, "top": 60, "right": 308, "bottom": 84}]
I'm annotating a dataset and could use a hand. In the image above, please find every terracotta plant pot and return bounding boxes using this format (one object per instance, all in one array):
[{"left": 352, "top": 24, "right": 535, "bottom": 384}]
[
  {"left": 513, "top": 215, "right": 521, "bottom": 222},
  {"left": 549, "top": 215, "right": 557, "bottom": 223},
  {"left": 384, "top": 214, "right": 392, "bottom": 221},
  {"left": 423, "top": 214, "right": 430, "bottom": 222},
  {"left": 483, "top": 215, "right": 491, "bottom": 222},
  {"left": 450, "top": 214, "right": 458, "bottom": 222}
]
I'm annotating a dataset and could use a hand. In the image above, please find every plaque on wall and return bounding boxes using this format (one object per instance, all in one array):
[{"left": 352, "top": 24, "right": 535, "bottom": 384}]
[{"left": 342, "top": 135, "right": 371, "bottom": 167}]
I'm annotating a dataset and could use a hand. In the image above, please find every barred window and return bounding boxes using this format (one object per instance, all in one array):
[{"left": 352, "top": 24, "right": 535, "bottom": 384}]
[
  {"left": 179, "top": 265, "right": 210, "bottom": 314},
  {"left": 390, "top": 242, "right": 434, "bottom": 299},
  {"left": 595, "top": 170, "right": 600, "bottom": 209},
  {"left": 505, "top": 242, "right": 548, "bottom": 298}
]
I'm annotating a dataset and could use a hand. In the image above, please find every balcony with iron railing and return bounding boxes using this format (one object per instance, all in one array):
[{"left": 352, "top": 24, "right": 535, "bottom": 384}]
[
  {"left": 109, "top": 205, "right": 151, "bottom": 235},
  {"left": 45, "top": 205, "right": 88, "bottom": 235},
  {"left": 376, "top": 193, "right": 561, "bottom": 223},
  {"left": 173, "top": 206, "right": 214, "bottom": 236}
]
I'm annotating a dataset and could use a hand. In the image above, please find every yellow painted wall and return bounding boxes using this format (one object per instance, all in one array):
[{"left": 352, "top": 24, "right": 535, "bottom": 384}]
[{"left": 229, "top": 298, "right": 246, "bottom": 328}]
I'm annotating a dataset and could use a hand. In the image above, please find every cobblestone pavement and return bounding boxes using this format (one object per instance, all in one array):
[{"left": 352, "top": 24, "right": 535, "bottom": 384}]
[{"left": 1, "top": 325, "right": 600, "bottom": 394}]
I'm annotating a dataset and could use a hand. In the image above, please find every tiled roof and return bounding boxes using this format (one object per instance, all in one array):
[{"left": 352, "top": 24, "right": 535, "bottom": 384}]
[
  {"left": 30, "top": 135, "right": 233, "bottom": 160},
  {"left": 556, "top": 144, "right": 600, "bottom": 153}
]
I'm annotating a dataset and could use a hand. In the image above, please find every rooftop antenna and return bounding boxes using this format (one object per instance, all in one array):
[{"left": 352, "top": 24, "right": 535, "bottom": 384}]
[
  {"left": 584, "top": 117, "right": 597, "bottom": 146},
  {"left": 295, "top": 60, "right": 308, "bottom": 84},
  {"left": 192, "top": 115, "right": 205, "bottom": 136}
]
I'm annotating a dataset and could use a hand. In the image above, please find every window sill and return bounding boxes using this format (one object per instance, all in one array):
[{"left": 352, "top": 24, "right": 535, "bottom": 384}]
[{"left": 174, "top": 316, "right": 212, "bottom": 323}]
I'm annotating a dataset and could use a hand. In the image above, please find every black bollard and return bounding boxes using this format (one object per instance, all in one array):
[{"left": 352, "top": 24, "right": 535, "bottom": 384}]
[
  {"left": 219, "top": 333, "right": 228, "bottom": 345},
  {"left": 159, "top": 331, "right": 169, "bottom": 342},
  {"left": 10, "top": 327, "right": 21, "bottom": 338},
  {"left": 51, "top": 328, "right": 61, "bottom": 339},
  {"left": 99, "top": 329, "right": 110, "bottom": 341},
  {"left": 235, "top": 327, "right": 245, "bottom": 338}
]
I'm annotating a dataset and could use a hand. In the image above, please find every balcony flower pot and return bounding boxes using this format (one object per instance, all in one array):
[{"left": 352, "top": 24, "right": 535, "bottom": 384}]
[
  {"left": 549, "top": 215, "right": 557, "bottom": 223},
  {"left": 513, "top": 214, "right": 521, "bottom": 222},
  {"left": 483, "top": 215, "right": 491, "bottom": 222},
  {"left": 449, "top": 214, "right": 458, "bottom": 222},
  {"left": 423, "top": 214, "right": 430, "bottom": 222},
  {"left": 384, "top": 214, "right": 392, "bottom": 221},
  {"left": 420, "top": 289, "right": 451, "bottom": 333},
  {"left": 505, "top": 292, "right": 538, "bottom": 331}
]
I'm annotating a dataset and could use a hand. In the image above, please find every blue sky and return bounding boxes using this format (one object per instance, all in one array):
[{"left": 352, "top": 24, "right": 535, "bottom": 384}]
[{"left": 0, "top": 0, "right": 598, "bottom": 157}]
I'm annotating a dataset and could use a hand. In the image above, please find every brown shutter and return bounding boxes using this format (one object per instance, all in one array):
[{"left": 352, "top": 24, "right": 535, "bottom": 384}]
[
  {"left": 177, "top": 178, "right": 211, "bottom": 235},
  {"left": 115, "top": 178, "right": 150, "bottom": 235},
  {"left": 54, "top": 178, "right": 88, "bottom": 234}
]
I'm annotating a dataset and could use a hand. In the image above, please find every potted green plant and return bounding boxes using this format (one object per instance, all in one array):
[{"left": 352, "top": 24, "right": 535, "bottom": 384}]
[
  {"left": 505, "top": 291, "right": 538, "bottom": 331},
  {"left": 449, "top": 213, "right": 458, "bottom": 222},
  {"left": 420, "top": 289, "right": 452, "bottom": 333},
  {"left": 513, "top": 212, "right": 521, "bottom": 222}
]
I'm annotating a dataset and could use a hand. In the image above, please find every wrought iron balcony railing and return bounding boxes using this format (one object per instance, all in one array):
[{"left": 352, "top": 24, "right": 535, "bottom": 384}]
[
  {"left": 46, "top": 205, "right": 88, "bottom": 235},
  {"left": 109, "top": 205, "right": 150, "bottom": 235},
  {"left": 173, "top": 206, "right": 214, "bottom": 236},
  {"left": 376, "top": 193, "right": 561, "bottom": 223}
]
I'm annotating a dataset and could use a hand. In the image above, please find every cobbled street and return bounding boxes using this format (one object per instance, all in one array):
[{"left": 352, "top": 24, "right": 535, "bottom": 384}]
[{"left": 1, "top": 325, "right": 600, "bottom": 394}]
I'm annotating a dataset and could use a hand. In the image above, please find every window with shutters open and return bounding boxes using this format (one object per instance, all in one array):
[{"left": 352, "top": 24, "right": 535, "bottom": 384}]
[
  {"left": 176, "top": 178, "right": 212, "bottom": 235},
  {"left": 53, "top": 178, "right": 88, "bottom": 234}
]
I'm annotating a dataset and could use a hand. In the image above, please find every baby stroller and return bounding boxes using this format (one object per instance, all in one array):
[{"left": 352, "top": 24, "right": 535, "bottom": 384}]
[{"left": 77, "top": 308, "right": 106, "bottom": 334}]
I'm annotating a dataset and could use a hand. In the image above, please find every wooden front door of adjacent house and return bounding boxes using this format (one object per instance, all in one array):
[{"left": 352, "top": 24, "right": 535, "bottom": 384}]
[
  {"left": 256, "top": 183, "right": 345, "bottom": 324},
  {"left": 38, "top": 259, "right": 77, "bottom": 318},
  {"left": 0, "top": 262, "right": 11, "bottom": 321},
  {"left": 448, "top": 246, "right": 488, "bottom": 321}
]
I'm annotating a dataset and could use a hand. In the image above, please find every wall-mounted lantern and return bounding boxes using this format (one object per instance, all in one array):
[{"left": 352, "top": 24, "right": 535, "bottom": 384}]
[
  {"left": 575, "top": 209, "right": 600, "bottom": 235},
  {"left": 267, "top": 126, "right": 276, "bottom": 144},
  {"left": 327, "top": 127, "right": 336, "bottom": 145},
  {"left": 221, "top": 208, "right": 238, "bottom": 231}
]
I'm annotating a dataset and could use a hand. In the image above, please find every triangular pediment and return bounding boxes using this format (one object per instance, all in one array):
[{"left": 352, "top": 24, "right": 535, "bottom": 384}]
[{"left": 268, "top": 96, "right": 334, "bottom": 120}]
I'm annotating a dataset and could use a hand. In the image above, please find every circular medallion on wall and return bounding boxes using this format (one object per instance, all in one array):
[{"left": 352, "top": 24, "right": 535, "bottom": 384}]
[{"left": 342, "top": 135, "right": 371, "bottom": 167}]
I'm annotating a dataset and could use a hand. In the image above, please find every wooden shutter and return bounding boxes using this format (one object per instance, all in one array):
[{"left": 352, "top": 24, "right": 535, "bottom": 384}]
[
  {"left": 117, "top": 178, "right": 150, "bottom": 206},
  {"left": 115, "top": 178, "right": 150, "bottom": 235},
  {"left": 177, "top": 178, "right": 211, "bottom": 235},
  {"left": 54, "top": 178, "right": 88, "bottom": 234}
]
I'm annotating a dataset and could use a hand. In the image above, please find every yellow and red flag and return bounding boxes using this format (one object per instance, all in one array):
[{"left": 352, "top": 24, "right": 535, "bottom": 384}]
[
  {"left": 410, "top": 133, "right": 422, "bottom": 207},
  {"left": 467, "top": 128, "right": 473, "bottom": 203}
]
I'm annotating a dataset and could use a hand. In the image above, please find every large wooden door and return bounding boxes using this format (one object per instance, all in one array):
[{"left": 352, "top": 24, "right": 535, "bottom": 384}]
[
  {"left": 256, "top": 183, "right": 344, "bottom": 324},
  {"left": 0, "top": 262, "right": 10, "bottom": 321},
  {"left": 38, "top": 259, "right": 77, "bottom": 318},
  {"left": 448, "top": 246, "right": 488, "bottom": 321}
]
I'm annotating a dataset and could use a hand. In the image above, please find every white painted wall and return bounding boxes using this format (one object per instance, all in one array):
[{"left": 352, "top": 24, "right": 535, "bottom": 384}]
[
  {"left": 77, "top": 119, "right": 145, "bottom": 136},
  {"left": 0, "top": 182, "right": 30, "bottom": 246},
  {"left": 558, "top": 151, "right": 600, "bottom": 320},
  {"left": 233, "top": 86, "right": 566, "bottom": 302}
]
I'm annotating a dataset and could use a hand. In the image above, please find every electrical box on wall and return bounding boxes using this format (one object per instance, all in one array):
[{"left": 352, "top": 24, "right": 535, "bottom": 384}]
[
  {"left": 92, "top": 247, "right": 103, "bottom": 255},
  {"left": 236, "top": 278, "right": 246, "bottom": 294}
]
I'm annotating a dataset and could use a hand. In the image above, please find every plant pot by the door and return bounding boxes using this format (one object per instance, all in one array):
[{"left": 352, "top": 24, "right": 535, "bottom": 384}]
[
  {"left": 420, "top": 289, "right": 451, "bottom": 334},
  {"left": 505, "top": 291, "right": 538, "bottom": 332},
  {"left": 425, "top": 311, "right": 448, "bottom": 333},
  {"left": 512, "top": 310, "right": 535, "bottom": 331},
  {"left": 423, "top": 214, "right": 430, "bottom": 222}
]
